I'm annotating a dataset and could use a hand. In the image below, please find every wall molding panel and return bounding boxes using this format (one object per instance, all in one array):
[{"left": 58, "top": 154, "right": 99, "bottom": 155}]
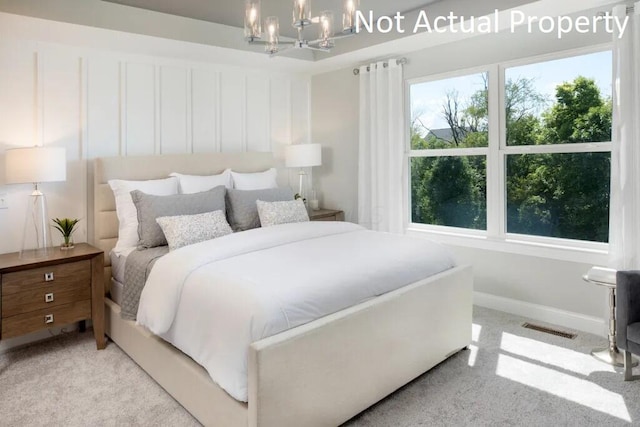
[
  {"left": 0, "top": 36, "right": 310, "bottom": 257},
  {"left": 84, "top": 50, "right": 308, "bottom": 159}
]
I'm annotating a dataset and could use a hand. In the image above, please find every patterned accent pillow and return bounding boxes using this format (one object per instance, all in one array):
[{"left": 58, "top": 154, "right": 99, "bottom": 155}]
[
  {"left": 156, "top": 210, "right": 232, "bottom": 251},
  {"left": 256, "top": 199, "right": 309, "bottom": 227},
  {"left": 131, "top": 186, "right": 226, "bottom": 249}
]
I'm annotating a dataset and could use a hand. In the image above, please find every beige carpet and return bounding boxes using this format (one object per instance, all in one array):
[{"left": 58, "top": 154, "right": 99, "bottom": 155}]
[
  {"left": 0, "top": 330, "right": 199, "bottom": 426},
  {"left": 1, "top": 307, "right": 639, "bottom": 426}
]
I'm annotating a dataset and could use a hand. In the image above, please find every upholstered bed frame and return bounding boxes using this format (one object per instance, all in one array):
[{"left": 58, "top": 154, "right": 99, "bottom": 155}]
[{"left": 89, "top": 152, "right": 473, "bottom": 427}]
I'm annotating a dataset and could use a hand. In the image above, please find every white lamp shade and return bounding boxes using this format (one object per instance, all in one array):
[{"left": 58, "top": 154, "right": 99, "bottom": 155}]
[
  {"left": 285, "top": 143, "right": 322, "bottom": 168},
  {"left": 5, "top": 146, "right": 66, "bottom": 184}
]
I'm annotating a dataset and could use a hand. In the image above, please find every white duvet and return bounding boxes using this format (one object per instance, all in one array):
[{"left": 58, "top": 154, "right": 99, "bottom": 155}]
[{"left": 137, "top": 221, "right": 456, "bottom": 402}]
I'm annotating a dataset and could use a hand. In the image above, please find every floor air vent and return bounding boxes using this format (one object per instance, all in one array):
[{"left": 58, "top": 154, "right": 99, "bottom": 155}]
[{"left": 522, "top": 322, "right": 577, "bottom": 339}]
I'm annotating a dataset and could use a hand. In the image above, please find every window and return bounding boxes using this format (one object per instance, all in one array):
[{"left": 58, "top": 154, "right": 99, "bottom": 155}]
[
  {"left": 410, "top": 72, "right": 488, "bottom": 230},
  {"left": 408, "top": 49, "right": 612, "bottom": 247},
  {"left": 504, "top": 52, "right": 612, "bottom": 243}
]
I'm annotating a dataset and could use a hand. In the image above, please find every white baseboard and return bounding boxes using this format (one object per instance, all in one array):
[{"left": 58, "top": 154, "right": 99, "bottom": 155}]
[{"left": 474, "top": 291, "right": 606, "bottom": 337}]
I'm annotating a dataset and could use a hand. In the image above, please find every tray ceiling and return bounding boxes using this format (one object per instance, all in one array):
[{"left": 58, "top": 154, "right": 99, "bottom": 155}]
[{"left": 102, "top": 0, "right": 442, "bottom": 37}]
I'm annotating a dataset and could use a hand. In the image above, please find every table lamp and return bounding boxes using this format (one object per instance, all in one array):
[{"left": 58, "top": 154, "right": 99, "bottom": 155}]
[
  {"left": 285, "top": 143, "right": 322, "bottom": 201},
  {"left": 5, "top": 146, "right": 67, "bottom": 258}
]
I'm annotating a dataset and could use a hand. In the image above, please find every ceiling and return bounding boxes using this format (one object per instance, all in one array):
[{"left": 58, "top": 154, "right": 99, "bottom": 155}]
[
  {"left": 0, "top": 0, "right": 614, "bottom": 74},
  {"left": 102, "top": 0, "right": 441, "bottom": 37}
]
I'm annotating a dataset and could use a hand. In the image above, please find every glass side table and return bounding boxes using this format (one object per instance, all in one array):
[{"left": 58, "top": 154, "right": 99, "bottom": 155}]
[{"left": 583, "top": 274, "right": 639, "bottom": 367}]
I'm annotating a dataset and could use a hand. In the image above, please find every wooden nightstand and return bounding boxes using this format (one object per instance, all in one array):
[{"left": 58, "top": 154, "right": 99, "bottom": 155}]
[
  {"left": 0, "top": 243, "right": 105, "bottom": 350},
  {"left": 309, "top": 208, "right": 345, "bottom": 222}
]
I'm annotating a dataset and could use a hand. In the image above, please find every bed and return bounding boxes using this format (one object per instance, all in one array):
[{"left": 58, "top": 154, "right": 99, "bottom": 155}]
[{"left": 89, "top": 152, "right": 473, "bottom": 427}]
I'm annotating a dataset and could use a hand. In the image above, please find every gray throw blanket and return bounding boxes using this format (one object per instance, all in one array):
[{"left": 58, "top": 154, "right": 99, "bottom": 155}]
[{"left": 122, "top": 246, "right": 169, "bottom": 320}]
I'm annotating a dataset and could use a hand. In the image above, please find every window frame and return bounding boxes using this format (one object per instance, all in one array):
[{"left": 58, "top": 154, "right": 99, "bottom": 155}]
[
  {"left": 407, "top": 65, "right": 492, "bottom": 232},
  {"left": 405, "top": 43, "right": 612, "bottom": 263}
]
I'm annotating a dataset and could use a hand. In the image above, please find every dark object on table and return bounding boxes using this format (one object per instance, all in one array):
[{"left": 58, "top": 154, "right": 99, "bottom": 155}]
[{"left": 616, "top": 270, "right": 640, "bottom": 380}]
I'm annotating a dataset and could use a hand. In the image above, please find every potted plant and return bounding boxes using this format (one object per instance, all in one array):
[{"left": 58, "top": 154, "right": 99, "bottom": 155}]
[{"left": 52, "top": 218, "right": 80, "bottom": 250}]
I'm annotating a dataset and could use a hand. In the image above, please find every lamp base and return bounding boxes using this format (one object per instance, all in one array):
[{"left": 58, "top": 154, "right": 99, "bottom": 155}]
[
  {"left": 20, "top": 187, "right": 53, "bottom": 259},
  {"left": 297, "top": 169, "right": 308, "bottom": 200},
  {"left": 19, "top": 247, "right": 54, "bottom": 259}
]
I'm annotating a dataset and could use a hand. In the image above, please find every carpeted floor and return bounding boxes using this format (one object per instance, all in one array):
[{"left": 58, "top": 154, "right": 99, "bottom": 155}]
[{"left": 1, "top": 306, "right": 639, "bottom": 426}]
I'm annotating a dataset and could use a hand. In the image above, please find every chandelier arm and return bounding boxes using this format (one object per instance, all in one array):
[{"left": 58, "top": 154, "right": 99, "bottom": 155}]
[
  {"left": 247, "top": 40, "right": 296, "bottom": 47},
  {"left": 305, "top": 31, "right": 355, "bottom": 46},
  {"left": 305, "top": 37, "right": 323, "bottom": 45},
  {"left": 302, "top": 43, "right": 331, "bottom": 52}
]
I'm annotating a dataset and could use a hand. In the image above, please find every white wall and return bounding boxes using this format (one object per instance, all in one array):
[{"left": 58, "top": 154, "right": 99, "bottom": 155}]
[
  {"left": 0, "top": 15, "right": 310, "bottom": 257},
  {"left": 0, "top": 14, "right": 309, "bottom": 351},
  {"left": 311, "top": 68, "right": 359, "bottom": 221},
  {"left": 312, "top": 24, "right": 612, "bottom": 333}
]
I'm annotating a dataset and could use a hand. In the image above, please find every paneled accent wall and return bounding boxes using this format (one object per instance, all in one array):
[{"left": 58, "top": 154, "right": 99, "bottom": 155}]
[
  {"left": 85, "top": 55, "right": 307, "bottom": 158},
  {"left": 0, "top": 38, "right": 310, "bottom": 255}
]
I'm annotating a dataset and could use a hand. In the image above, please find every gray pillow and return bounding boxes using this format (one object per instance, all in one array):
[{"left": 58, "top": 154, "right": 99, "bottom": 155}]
[
  {"left": 131, "top": 186, "right": 226, "bottom": 248},
  {"left": 226, "top": 187, "right": 294, "bottom": 231}
]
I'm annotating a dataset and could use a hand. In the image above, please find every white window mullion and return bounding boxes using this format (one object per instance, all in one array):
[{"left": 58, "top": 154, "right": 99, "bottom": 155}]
[
  {"left": 497, "top": 64, "right": 508, "bottom": 238},
  {"left": 503, "top": 142, "right": 611, "bottom": 155},
  {"left": 486, "top": 64, "right": 502, "bottom": 239},
  {"left": 409, "top": 147, "right": 488, "bottom": 158}
]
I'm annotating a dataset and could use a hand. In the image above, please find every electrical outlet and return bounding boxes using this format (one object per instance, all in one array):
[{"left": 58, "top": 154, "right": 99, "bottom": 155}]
[{"left": 0, "top": 194, "right": 7, "bottom": 209}]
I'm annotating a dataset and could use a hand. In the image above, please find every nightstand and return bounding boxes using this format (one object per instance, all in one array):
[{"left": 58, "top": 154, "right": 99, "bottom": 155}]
[
  {"left": 309, "top": 208, "right": 345, "bottom": 221},
  {"left": 0, "top": 243, "right": 105, "bottom": 349}
]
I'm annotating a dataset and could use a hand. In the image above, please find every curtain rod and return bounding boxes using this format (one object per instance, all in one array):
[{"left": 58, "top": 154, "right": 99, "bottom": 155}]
[{"left": 353, "top": 58, "right": 408, "bottom": 76}]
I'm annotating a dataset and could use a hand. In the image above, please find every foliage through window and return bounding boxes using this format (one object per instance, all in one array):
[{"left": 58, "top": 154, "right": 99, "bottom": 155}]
[
  {"left": 411, "top": 156, "right": 486, "bottom": 229},
  {"left": 409, "top": 50, "right": 612, "bottom": 244},
  {"left": 410, "top": 72, "right": 488, "bottom": 230}
]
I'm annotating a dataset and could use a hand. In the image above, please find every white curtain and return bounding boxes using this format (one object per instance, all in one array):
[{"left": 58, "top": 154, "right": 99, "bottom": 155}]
[
  {"left": 358, "top": 59, "right": 405, "bottom": 233},
  {"left": 609, "top": 3, "right": 640, "bottom": 269}
]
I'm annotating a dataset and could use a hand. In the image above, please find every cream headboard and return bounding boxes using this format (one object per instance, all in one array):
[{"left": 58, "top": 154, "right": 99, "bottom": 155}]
[{"left": 89, "top": 152, "right": 284, "bottom": 294}]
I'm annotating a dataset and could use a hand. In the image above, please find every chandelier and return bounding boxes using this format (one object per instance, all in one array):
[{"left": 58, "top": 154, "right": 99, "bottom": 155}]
[{"left": 244, "top": 0, "right": 360, "bottom": 55}]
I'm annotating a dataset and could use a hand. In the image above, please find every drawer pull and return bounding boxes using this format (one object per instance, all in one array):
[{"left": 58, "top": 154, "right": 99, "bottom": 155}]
[
  {"left": 44, "top": 314, "right": 54, "bottom": 324},
  {"left": 45, "top": 293, "right": 54, "bottom": 303},
  {"left": 44, "top": 272, "right": 54, "bottom": 282}
]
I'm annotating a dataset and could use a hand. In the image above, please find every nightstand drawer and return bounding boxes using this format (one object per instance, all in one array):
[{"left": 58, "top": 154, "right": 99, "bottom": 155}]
[
  {"left": 312, "top": 215, "right": 338, "bottom": 221},
  {"left": 0, "top": 243, "right": 105, "bottom": 349},
  {"left": 2, "top": 260, "right": 90, "bottom": 295},
  {"left": 1, "top": 300, "right": 91, "bottom": 339},
  {"left": 309, "top": 209, "right": 345, "bottom": 222},
  {"left": 2, "top": 284, "right": 91, "bottom": 318}
]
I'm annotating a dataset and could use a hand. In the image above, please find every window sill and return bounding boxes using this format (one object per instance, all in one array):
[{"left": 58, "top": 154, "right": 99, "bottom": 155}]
[{"left": 405, "top": 226, "right": 609, "bottom": 266}]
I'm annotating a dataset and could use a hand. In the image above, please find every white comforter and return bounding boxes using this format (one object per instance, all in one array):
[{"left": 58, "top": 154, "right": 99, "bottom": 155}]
[{"left": 137, "top": 221, "right": 456, "bottom": 402}]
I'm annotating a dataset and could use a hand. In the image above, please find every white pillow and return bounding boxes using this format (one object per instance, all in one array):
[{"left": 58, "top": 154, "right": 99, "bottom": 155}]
[
  {"left": 108, "top": 177, "right": 178, "bottom": 256},
  {"left": 256, "top": 199, "right": 309, "bottom": 227},
  {"left": 231, "top": 168, "right": 278, "bottom": 190},
  {"left": 156, "top": 210, "right": 233, "bottom": 251},
  {"left": 169, "top": 170, "right": 232, "bottom": 193}
]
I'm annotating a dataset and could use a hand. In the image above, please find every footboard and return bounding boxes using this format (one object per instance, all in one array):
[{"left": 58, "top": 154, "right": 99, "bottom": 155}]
[{"left": 248, "top": 265, "right": 473, "bottom": 427}]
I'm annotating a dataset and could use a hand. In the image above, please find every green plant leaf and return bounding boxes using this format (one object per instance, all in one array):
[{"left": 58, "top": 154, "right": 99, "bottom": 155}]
[{"left": 51, "top": 217, "right": 80, "bottom": 237}]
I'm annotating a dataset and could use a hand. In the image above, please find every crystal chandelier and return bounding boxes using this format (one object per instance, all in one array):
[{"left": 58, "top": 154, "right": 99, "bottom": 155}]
[{"left": 244, "top": 0, "right": 360, "bottom": 55}]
